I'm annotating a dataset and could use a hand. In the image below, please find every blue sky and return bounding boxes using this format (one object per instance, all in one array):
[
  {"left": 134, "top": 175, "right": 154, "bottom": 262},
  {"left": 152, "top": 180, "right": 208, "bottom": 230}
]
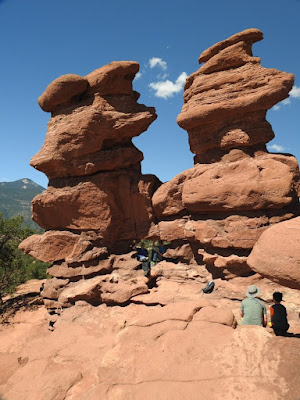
[{"left": 0, "top": 0, "right": 299, "bottom": 188}]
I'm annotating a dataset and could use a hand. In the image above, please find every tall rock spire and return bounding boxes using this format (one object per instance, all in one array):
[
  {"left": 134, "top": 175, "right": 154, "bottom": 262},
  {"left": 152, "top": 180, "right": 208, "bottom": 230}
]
[
  {"left": 20, "top": 62, "right": 161, "bottom": 309},
  {"left": 151, "top": 29, "right": 300, "bottom": 279}
]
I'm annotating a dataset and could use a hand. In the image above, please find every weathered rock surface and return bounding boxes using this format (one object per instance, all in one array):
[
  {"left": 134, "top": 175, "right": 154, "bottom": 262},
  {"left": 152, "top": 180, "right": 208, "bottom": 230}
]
[
  {"left": 40, "top": 251, "right": 151, "bottom": 309},
  {"left": 32, "top": 63, "right": 156, "bottom": 179},
  {"left": 19, "top": 231, "right": 83, "bottom": 263},
  {"left": 1, "top": 276, "right": 300, "bottom": 400},
  {"left": 31, "top": 172, "right": 157, "bottom": 239},
  {"left": 149, "top": 29, "right": 300, "bottom": 282},
  {"left": 178, "top": 29, "right": 294, "bottom": 163},
  {"left": 248, "top": 217, "right": 300, "bottom": 289},
  {"left": 38, "top": 74, "right": 89, "bottom": 112},
  {"left": 153, "top": 153, "right": 299, "bottom": 217}
]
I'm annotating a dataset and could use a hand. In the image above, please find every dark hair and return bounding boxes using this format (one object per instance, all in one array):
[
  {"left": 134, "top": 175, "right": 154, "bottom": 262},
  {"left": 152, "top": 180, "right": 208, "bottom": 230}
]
[{"left": 273, "top": 292, "right": 283, "bottom": 302}]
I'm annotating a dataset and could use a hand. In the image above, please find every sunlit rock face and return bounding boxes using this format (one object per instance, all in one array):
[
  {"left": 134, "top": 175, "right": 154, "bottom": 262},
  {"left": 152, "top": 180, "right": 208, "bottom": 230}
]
[
  {"left": 19, "top": 61, "right": 161, "bottom": 310},
  {"left": 19, "top": 30, "right": 300, "bottom": 311},
  {"left": 150, "top": 28, "right": 300, "bottom": 281},
  {"left": 248, "top": 217, "right": 300, "bottom": 290},
  {"left": 177, "top": 28, "right": 294, "bottom": 164}
]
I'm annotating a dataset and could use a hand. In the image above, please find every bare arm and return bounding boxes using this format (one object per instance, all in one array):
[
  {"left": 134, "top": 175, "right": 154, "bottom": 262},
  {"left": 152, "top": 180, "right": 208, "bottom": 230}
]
[{"left": 263, "top": 314, "right": 267, "bottom": 327}]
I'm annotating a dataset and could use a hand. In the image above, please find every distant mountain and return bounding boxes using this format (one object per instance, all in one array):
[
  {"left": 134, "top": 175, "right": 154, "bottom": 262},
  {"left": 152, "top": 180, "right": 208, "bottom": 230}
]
[{"left": 0, "top": 179, "right": 45, "bottom": 229}]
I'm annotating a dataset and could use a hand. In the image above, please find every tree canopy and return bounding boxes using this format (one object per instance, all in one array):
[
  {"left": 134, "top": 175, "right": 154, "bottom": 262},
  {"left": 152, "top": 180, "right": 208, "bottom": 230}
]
[{"left": 0, "top": 213, "right": 48, "bottom": 301}]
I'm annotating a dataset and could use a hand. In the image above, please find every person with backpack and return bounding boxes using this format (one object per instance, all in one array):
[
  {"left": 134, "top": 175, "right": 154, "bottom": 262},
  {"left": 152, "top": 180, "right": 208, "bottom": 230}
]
[
  {"left": 268, "top": 292, "right": 289, "bottom": 336},
  {"left": 152, "top": 240, "right": 166, "bottom": 263},
  {"left": 240, "top": 285, "right": 267, "bottom": 326},
  {"left": 136, "top": 242, "right": 150, "bottom": 276}
]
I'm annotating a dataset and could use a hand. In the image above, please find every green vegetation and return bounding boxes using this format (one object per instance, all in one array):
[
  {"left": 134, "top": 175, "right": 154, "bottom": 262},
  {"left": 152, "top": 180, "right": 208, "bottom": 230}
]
[
  {"left": 0, "top": 179, "right": 45, "bottom": 230},
  {"left": 137, "top": 239, "right": 171, "bottom": 262},
  {"left": 0, "top": 213, "right": 49, "bottom": 302}
]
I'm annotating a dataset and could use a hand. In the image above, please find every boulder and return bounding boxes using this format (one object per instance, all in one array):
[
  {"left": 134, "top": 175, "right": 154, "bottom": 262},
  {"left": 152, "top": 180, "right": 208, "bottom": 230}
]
[
  {"left": 198, "top": 28, "right": 263, "bottom": 63},
  {"left": 38, "top": 74, "right": 88, "bottom": 112},
  {"left": 153, "top": 154, "right": 298, "bottom": 218},
  {"left": 19, "top": 231, "right": 83, "bottom": 263},
  {"left": 248, "top": 217, "right": 300, "bottom": 289},
  {"left": 31, "top": 171, "right": 159, "bottom": 244},
  {"left": 85, "top": 61, "right": 139, "bottom": 95}
]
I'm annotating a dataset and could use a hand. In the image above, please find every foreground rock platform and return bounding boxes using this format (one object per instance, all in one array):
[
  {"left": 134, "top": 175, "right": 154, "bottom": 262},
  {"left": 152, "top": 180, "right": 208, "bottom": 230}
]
[{"left": 1, "top": 276, "right": 300, "bottom": 400}]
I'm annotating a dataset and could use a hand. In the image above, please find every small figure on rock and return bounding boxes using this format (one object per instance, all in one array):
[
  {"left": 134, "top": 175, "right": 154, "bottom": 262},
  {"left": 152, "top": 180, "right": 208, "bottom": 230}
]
[
  {"left": 137, "top": 242, "right": 150, "bottom": 276},
  {"left": 268, "top": 292, "right": 290, "bottom": 336},
  {"left": 152, "top": 240, "right": 166, "bottom": 263},
  {"left": 240, "top": 285, "right": 267, "bottom": 327},
  {"left": 39, "top": 282, "right": 45, "bottom": 294}
]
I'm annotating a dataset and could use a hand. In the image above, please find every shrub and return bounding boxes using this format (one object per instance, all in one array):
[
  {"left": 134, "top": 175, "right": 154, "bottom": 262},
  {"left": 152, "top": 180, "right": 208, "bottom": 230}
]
[{"left": 0, "top": 213, "right": 49, "bottom": 302}]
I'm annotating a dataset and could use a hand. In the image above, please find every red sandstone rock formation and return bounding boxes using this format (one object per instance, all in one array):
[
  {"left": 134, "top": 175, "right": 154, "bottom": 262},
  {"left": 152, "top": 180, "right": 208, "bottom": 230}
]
[
  {"left": 150, "top": 28, "right": 300, "bottom": 280},
  {"left": 19, "top": 29, "right": 300, "bottom": 310},
  {"left": 19, "top": 61, "right": 161, "bottom": 310},
  {"left": 248, "top": 217, "right": 300, "bottom": 289}
]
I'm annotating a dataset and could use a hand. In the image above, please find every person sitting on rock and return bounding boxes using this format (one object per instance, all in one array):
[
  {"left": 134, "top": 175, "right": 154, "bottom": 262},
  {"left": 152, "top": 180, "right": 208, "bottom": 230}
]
[
  {"left": 268, "top": 292, "right": 290, "bottom": 336},
  {"left": 240, "top": 285, "right": 267, "bottom": 326},
  {"left": 137, "top": 242, "right": 150, "bottom": 276},
  {"left": 152, "top": 240, "right": 166, "bottom": 263}
]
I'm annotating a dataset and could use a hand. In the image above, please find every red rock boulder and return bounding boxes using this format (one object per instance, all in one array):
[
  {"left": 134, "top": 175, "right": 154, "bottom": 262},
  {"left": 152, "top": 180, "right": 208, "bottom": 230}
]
[{"left": 248, "top": 217, "right": 300, "bottom": 289}]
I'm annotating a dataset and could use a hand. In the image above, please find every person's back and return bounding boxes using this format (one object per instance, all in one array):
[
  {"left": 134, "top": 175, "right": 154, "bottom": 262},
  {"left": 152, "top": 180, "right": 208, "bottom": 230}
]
[
  {"left": 270, "top": 292, "right": 289, "bottom": 336},
  {"left": 137, "top": 242, "right": 150, "bottom": 276},
  {"left": 137, "top": 246, "right": 148, "bottom": 259},
  {"left": 241, "top": 297, "right": 266, "bottom": 326},
  {"left": 240, "top": 285, "right": 267, "bottom": 326}
]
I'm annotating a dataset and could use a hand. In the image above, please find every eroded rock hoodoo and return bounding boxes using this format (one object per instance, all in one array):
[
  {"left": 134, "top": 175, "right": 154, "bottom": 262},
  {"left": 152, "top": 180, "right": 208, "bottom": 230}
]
[
  {"left": 150, "top": 28, "right": 300, "bottom": 280},
  {"left": 20, "top": 62, "right": 161, "bottom": 310},
  {"left": 19, "top": 29, "right": 300, "bottom": 312}
]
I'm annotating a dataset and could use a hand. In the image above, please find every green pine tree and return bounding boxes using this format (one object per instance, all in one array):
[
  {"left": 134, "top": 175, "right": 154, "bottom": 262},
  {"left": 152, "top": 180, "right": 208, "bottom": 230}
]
[{"left": 0, "top": 213, "right": 49, "bottom": 302}]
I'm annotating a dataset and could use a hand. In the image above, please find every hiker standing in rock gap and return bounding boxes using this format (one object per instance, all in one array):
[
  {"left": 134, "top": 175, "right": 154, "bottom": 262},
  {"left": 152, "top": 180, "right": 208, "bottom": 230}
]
[{"left": 136, "top": 242, "right": 150, "bottom": 276}]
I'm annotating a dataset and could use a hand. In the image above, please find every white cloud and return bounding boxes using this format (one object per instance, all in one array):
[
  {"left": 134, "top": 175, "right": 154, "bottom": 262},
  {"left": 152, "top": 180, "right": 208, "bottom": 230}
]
[
  {"left": 268, "top": 144, "right": 286, "bottom": 152},
  {"left": 149, "top": 57, "right": 167, "bottom": 70},
  {"left": 290, "top": 85, "right": 300, "bottom": 98},
  {"left": 134, "top": 71, "right": 142, "bottom": 80},
  {"left": 281, "top": 98, "right": 291, "bottom": 105},
  {"left": 272, "top": 85, "right": 300, "bottom": 111},
  {"left": 149, "top": 72, "right": 188, "bottom": 99},
  {"left": 157, "top": 72, "right": 168, "bottom": 80}
]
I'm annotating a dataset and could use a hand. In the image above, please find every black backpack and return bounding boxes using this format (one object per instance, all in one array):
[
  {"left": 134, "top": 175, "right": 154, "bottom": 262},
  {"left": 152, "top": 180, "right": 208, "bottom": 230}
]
[{"left": 202, "top": 281, "right": 215, "bottom": 294}]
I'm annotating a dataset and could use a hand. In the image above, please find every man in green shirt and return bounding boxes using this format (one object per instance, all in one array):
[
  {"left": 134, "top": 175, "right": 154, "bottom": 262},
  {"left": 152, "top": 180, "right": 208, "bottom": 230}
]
[{"left": 240, "top": 285, "right": 267, "bottom": 326}]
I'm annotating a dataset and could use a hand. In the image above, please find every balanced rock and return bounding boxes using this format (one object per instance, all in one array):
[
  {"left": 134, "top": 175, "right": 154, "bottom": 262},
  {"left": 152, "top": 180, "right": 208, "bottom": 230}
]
[{"left": 38, "top": 74, "right": 88, "bottom": 112}]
